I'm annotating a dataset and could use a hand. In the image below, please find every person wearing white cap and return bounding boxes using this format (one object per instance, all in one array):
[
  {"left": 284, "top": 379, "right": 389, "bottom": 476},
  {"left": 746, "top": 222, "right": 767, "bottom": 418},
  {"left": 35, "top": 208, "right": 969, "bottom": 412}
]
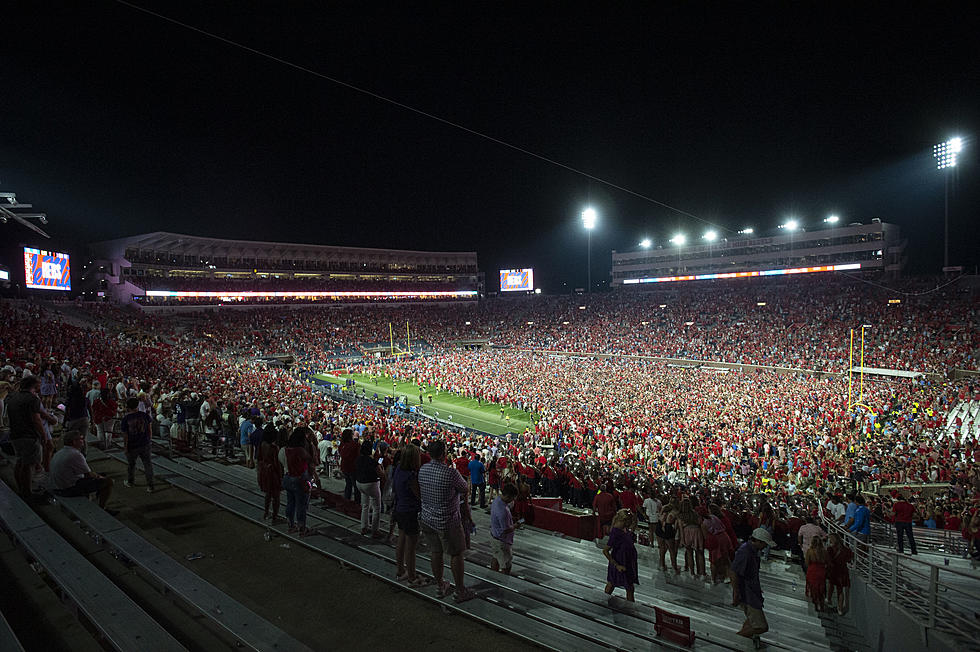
[{"left": 731, "top": 527, "right": 773, "bottom": 643}]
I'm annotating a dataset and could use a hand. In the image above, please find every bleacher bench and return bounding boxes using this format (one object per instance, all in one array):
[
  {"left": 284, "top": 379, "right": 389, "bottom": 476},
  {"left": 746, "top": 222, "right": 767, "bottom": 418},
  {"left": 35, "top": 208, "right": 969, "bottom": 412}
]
[
  {"left": 57, "top": 495, "right": 313, "bottom": 652},
  {"left": 0, "top": 481, "right": 186, "bottom": 652}
]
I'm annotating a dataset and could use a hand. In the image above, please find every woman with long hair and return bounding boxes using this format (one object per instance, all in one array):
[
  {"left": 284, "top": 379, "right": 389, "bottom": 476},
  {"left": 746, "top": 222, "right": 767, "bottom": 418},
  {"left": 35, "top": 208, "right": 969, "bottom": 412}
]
[
  {"left": 805, "top": 535, "right": 828, "bottom": 612},
  {"left": 677, "top": 498, "right": 705, "bottom": 578},
  {"left": 705, "top": 504, "right": 733, "bottom": 584},
  {"left": 283, "top": 427, "right": 315, "bottom": 535},
  {"left": 603, "top": 509, "right": 640, "bottom": 602},
  {"left": 392, "top": 444, "right": 429, "bottom": 586},
  {"left": 355, "top": 440, "right": 385, "bottom": 538},
  {"left": 825, "top": 533, "right": 853, "bottom": 615},
  {"left": 657, "top": 501, "right": 681, "bottom": 574},
  {"left": 256, "top": 425, "right": 283, "bottom": 522}
]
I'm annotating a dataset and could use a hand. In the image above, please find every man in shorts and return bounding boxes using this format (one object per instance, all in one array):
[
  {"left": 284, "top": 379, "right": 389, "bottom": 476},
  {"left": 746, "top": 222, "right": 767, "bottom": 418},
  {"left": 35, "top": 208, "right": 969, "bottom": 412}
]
[
  {"left": 732, "top": 527, "right": 773, "bottom": 643},
  {"left": 50, "top": 430, "right": 115, "bottom": 510},
  {"left": 418, "top": 439, "right": 475, "bottom": 602},
  {"left": 490, "top": 482, "right": 518, "bottom": 575},
  {"left": 7, "top": 376, "right": 45, "bottom": 500}
]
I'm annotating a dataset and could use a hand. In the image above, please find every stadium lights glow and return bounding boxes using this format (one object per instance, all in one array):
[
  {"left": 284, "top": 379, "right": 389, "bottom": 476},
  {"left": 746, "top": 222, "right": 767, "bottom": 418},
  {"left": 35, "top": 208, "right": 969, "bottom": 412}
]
[
  {"left": 824, "top": 215, "right": 839, "bottom": 224},
  {"left": 738, "top": 228, "right": 754, "bottom": 234},
  {"left": 670, "top": 233, "right": 686, "bottom": 246},
  {"left": 934, "top": 137, "right": 963, "bottom": 169},
  {"left": 621, "top": 262, "right": 861, "bottom": 285},
  {"left": 581, "top": 207, "right": 597, "bottom": 230},
  {"left": 639, "top": 238, "right": 652, "bottom": 249},
  {"left": 534, "top": 288, "right": 542, "bottom": 294},
  {"left": 779, "top": 219, "right": 799, "bottom": 231},
  {"left": 757, "top": 302, "right": 767, "bottom": 306},
  {"left": 144, "top": 290, "right": 479, "bottom": 300},
  {"left": 703, "top": 230, "right": 718, "bottom": 242}
]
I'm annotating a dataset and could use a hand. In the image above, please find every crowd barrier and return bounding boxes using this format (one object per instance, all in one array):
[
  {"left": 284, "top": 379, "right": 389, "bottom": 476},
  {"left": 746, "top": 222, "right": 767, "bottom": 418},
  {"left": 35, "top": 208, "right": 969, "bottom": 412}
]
[{"left": 821, "top": 513, "right": 979, "bottom": 652}]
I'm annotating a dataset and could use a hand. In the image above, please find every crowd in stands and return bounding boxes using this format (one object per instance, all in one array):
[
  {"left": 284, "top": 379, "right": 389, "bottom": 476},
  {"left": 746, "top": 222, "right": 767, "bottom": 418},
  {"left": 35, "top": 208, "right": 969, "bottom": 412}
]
[
  {"left": 130, "top": 275, "right": 475, "bottom": 293},
  {"left": 1, "top": 275, "right": 979, "bottom": 584}
]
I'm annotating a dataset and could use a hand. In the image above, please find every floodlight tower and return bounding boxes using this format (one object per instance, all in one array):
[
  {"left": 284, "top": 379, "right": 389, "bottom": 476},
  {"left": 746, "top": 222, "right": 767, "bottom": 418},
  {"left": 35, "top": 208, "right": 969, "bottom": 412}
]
[
  {"left": 934, "top": 137, "right": 963, "bottom": 271},
  {"left": 670, "top": 233, "right": 686, "bottom": 273},
  {"left": 582, "top": 207, "right": 597, "bottom": 293},
  {"left": 703, "top": 230, "right": 717, "bottom": 272}
]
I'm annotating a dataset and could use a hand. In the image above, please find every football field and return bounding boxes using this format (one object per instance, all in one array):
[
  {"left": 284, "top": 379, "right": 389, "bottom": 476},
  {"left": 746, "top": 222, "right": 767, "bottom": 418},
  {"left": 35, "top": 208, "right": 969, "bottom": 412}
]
[{"left": 312, "top": 371, "right": 535, "bottom": 436}]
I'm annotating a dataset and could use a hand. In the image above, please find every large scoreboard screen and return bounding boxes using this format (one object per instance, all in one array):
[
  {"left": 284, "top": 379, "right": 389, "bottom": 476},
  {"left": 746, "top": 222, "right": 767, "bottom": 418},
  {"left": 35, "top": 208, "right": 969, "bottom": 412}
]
[
  {"left": 24, "top": 247, "right": 71, "bottom": 291},
  {"left": 499, "top": 268, "right": 533, "bottom": 292}
]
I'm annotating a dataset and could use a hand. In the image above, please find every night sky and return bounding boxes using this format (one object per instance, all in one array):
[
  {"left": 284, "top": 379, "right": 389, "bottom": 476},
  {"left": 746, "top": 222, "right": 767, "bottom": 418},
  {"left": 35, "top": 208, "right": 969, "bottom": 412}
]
[{"left": 2, "top": 1, "right": 978, "bottom": 292}]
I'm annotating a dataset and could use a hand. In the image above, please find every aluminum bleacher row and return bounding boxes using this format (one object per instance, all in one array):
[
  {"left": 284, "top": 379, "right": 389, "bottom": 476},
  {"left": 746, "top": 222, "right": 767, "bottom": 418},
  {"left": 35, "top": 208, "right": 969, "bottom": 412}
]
[
  {"left": 0, "top": 453, "right": 314, "bottom": 651},
  {"left": 115, "top": 450, "right": 854, "bottom": 651},
  {"left": 0, "top": 479, "right": 187, "bottom": 651}
]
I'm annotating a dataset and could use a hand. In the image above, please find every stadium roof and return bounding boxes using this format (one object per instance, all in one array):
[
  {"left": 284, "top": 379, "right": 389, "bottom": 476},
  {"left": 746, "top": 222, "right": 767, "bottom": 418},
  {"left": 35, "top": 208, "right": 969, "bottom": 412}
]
[{"left": 90, "top": 231, "right": 477, "bottom": 262}]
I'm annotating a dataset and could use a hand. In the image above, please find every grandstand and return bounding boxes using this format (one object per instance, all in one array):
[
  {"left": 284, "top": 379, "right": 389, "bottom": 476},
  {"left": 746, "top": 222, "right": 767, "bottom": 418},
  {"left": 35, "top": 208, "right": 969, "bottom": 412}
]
[
  {"left": 611, "top": 220, "right": 905, "bottom": 286},
  {"left": 82, "top": 232, "right": 482, "bottom": 305}
]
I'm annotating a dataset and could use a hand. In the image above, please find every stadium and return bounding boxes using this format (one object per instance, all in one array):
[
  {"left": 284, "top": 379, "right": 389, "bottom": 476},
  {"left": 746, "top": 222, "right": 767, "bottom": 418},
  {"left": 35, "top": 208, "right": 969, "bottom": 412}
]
[{"left": 2, "top": 4, "right": 979, "bottom": 652}]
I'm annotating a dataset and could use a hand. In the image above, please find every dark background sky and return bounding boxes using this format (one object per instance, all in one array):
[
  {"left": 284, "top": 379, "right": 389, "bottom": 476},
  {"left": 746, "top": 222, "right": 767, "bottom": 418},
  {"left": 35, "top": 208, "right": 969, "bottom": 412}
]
[{"left": 1, "top": 1, "right": 978, "bottom": 292}]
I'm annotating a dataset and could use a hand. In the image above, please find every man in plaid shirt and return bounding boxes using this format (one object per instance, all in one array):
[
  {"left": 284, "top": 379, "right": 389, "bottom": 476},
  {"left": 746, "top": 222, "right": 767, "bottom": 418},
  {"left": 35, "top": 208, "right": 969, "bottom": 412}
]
[{"left": 419, "top": 439, "right": 475, "bottom": 602}]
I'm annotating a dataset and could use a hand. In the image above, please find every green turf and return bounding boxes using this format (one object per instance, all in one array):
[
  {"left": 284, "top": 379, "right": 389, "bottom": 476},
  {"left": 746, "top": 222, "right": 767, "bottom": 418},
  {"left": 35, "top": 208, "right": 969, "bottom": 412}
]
[{"left": 312, "top": 372, "right": 535, "bottom": 436}]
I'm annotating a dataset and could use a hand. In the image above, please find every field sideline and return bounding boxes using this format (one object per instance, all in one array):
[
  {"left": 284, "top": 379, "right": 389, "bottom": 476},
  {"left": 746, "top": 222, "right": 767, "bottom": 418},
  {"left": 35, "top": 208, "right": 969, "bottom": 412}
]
[{"left": 312, "top": 372, "right": 535, "bottom": 436}]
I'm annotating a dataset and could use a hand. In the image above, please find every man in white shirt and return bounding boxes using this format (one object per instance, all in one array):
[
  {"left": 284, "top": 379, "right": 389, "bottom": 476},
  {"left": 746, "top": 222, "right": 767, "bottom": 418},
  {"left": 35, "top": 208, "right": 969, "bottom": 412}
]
[
  {"left": 50, "top": 430, "right": 115, "bottom": 510},
  {"left": 825, "top": 494, "right": 846, "bottom": 522},
  {"left": 643, "top": 490, "right": 661, "bottom": 547}
]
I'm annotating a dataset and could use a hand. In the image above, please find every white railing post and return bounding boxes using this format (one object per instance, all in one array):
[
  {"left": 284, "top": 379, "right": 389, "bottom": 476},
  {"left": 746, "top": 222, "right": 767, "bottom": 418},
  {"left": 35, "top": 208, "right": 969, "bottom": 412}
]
[{"left": 927, "top": 566, "right": 939, "bottom": 628}]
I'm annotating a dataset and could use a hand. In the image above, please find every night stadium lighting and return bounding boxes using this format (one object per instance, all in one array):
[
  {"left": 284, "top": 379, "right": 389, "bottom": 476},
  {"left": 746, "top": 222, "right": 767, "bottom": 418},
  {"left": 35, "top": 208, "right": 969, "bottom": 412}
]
[
  {"left": 935, "top": 137, "right": 965, "bottom": 271},
  {"left": 738, "top": 228, "right": 754, "bottom": 234},
  {"left": 581, "top": 207, "right": 597, "bottom": 230},
  {"left": 824, "top": 215, "right": 839, "bottom": 224},
  {"left": 621, "top": 262, "right": 861, "bottom": 285},
  {"left": 780, "top": 219, "right": 799, "bottom": 231},
  {"left": 670, "top": 233, "right": 686, "bottom": 246},
  {"left": 582, "top": 206, "right": 597, "bottom": 293},
  {"left": 703, "top": 230, "right": 717, "bottom": 242},
  {"left": 639, "top": 238, "right": 652, "bottom": 249}
]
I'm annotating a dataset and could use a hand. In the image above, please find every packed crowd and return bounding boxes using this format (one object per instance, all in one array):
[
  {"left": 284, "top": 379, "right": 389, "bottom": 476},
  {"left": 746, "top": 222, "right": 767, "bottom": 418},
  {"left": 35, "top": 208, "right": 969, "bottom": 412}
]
[{"left": 2, "top": 287, "right": 979, "bottom": 640}]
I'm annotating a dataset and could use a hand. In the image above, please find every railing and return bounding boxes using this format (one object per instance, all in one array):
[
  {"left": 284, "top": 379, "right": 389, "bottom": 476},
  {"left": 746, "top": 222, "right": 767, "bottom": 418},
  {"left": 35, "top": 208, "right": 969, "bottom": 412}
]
[
  {"left": 871, "top": 521, "right": 971, "bottom": 557},
  {"left": 823, "top": 515, "right": 980, "bottom": 649}
]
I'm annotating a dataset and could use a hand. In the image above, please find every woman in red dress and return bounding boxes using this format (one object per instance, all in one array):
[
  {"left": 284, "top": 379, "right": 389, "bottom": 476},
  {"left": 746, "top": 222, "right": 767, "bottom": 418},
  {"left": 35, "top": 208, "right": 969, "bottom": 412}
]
[
  {"left": 825, "top": 533, "right": 853, "bottom": 615},
  {"left": 805, "top": 535, "right": 828, "bottom": 612}
]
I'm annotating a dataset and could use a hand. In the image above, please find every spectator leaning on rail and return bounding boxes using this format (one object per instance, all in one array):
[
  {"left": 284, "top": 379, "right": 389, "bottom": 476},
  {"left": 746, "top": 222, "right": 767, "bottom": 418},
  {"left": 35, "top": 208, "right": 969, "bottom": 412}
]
[{"left": 418, "top": 438, "right": 475, "bottom": 603}]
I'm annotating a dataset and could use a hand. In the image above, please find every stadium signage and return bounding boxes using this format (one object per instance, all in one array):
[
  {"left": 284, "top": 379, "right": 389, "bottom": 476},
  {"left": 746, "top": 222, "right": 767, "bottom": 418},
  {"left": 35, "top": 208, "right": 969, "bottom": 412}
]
[
  {"left": 622, "top": 262, "right": 861, "bottom": 285},
  {"left": 143, "top": 290, "right": 478, "bottom": 299}
]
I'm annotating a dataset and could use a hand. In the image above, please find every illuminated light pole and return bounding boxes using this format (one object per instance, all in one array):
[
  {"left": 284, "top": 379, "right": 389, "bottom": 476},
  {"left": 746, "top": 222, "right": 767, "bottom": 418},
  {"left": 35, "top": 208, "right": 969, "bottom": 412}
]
[
  {"left": 934, "top": 137, "right": 963, "bottom": 271},
  {"left": 780, "top": 219, "right": 799, "bottom": 266},
  {"left": 824, "top": 215, "right": 839, "bottom": 224},
  {"left": 639, "top": 238, "right": 652, "bottom": 249},
  {"left": 703, "top": 230, "right": 717, "bottom": 272},
  {"left": 670, "top": 233, "right": 686, "bottom": 273},
  {"left": 582, "top": 207, "right": 597, "bottom": 293}
]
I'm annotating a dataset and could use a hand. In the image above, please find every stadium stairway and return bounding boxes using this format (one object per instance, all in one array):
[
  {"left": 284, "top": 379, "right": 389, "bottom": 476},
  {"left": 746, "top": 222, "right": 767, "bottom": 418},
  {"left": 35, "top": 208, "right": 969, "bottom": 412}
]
[{"left": 115, "top": 451, "right": 873, "bottom": 652}]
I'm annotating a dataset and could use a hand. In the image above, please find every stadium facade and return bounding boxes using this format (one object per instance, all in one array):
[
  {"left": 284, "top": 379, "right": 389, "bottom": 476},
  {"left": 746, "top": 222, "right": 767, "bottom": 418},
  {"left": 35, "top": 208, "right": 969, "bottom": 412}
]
[
  {"left": 84, "top": 232, "right": 480, "bottom": 304},
  {"left": 610, "top": 220, "right": 905, "bottom": 287}
]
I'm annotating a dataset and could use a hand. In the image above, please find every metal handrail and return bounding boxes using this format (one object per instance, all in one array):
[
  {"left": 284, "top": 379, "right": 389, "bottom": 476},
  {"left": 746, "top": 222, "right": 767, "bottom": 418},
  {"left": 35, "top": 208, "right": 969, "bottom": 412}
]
[
  {"left": 822, "top": 514, "right": 980, "bottom": 649},
  {"left": 870, "top": 520, "right": 970, "bottom": 557}
]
